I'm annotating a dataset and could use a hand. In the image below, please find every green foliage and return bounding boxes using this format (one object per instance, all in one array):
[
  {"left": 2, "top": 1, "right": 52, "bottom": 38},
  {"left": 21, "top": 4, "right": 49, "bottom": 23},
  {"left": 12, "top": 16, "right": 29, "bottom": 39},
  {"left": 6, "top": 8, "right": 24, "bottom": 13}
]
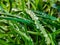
[{"left": 0, "top": 0, "right": 60, "bottom": 45}]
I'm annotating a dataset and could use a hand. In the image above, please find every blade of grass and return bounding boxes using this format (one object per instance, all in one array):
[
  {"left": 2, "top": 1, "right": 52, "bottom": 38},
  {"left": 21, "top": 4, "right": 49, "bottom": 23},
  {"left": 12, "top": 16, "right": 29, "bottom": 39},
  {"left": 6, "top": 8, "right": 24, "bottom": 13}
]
[{"left": 25, "top": 9, "right": 51, "bottom": 45}]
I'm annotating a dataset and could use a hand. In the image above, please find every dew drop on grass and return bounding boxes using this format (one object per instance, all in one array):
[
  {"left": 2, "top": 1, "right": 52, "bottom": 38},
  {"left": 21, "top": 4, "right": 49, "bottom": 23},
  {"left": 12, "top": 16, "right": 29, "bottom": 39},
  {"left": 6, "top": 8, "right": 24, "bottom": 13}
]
[{"left": 44, "top": 34, "right": 48, "bottom": 38}]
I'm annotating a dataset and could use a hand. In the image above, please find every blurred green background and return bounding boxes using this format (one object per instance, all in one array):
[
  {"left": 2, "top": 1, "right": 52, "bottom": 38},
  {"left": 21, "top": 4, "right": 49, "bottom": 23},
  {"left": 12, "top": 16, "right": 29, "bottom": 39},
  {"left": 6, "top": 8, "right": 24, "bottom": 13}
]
[{"left": 0, "top": 0, "right": 60, "bottom": 45}]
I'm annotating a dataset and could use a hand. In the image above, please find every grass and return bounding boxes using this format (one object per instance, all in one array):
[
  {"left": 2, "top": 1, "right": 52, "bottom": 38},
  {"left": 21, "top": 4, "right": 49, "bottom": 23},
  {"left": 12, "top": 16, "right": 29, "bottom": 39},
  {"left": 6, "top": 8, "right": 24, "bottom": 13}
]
[{"left": 0, "top": 0, "right": 60, "bottom": 45}]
